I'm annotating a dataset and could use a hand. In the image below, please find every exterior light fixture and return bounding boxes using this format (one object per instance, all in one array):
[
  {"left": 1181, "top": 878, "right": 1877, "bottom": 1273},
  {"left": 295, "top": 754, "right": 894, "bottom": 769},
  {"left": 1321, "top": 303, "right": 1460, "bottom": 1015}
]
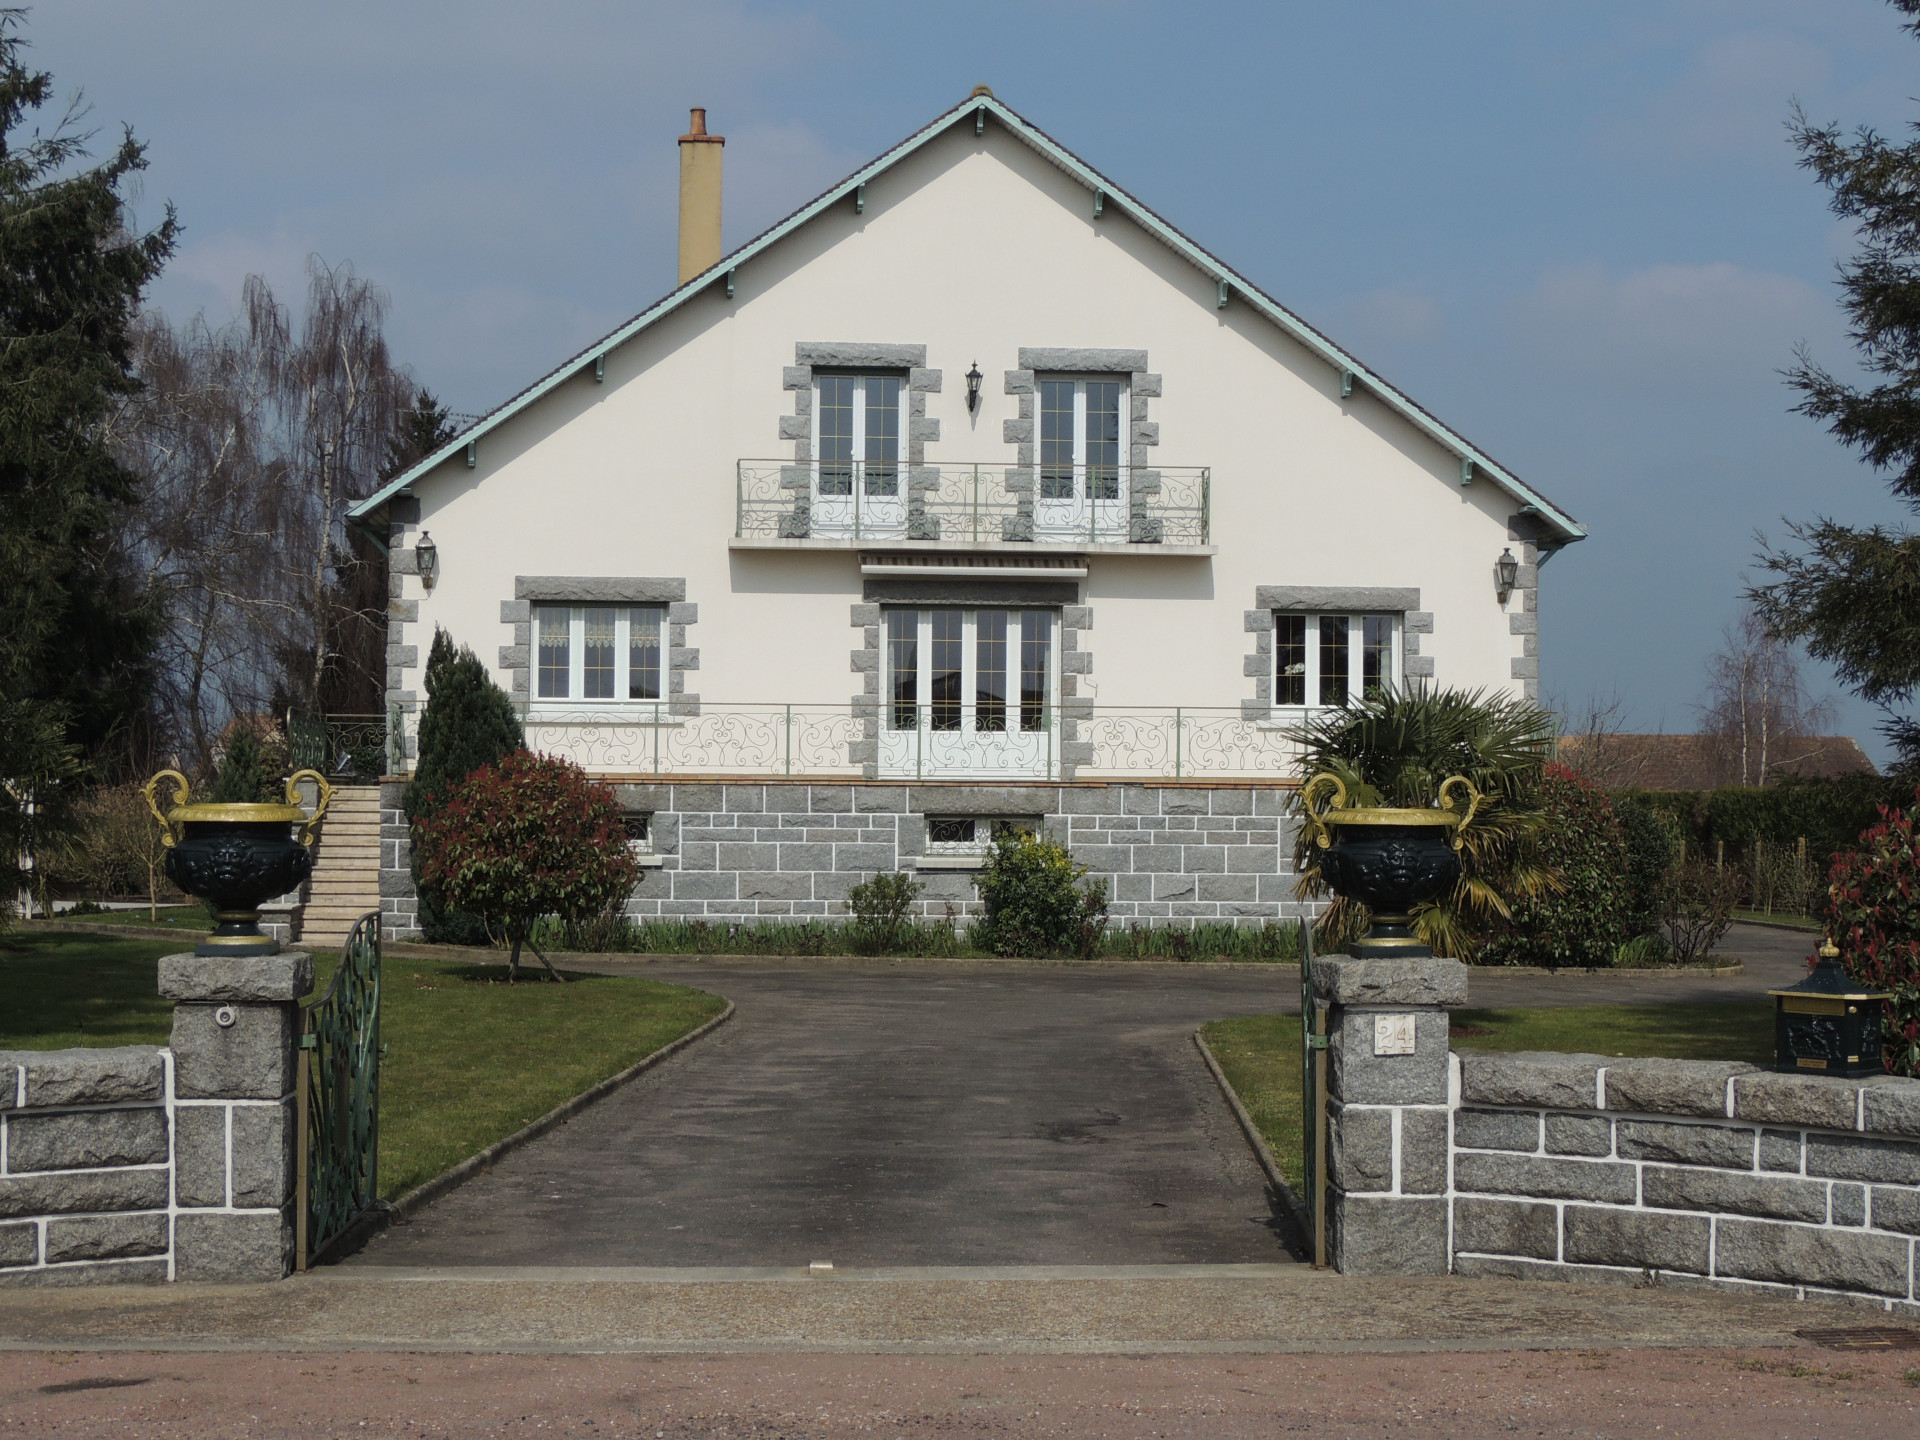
[
  {"left": 1493, "top": 547, "right": 1518, "bottom": 604},
  {"left": 415, "top": 531, "right": 438, "bottom": 591},
  {"left": 966, "top": 362, "right": 983, "bottom": 415}
]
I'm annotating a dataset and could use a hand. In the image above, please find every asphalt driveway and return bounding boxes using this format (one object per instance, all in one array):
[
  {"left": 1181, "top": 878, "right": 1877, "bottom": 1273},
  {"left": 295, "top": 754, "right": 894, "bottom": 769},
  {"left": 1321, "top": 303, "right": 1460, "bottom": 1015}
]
[
  {"left": 352, "top": 961, "right": 1302, "bottom": 1270},
  {"left": 350, "top": 923, "right": 1804, "bottom": 1272}
]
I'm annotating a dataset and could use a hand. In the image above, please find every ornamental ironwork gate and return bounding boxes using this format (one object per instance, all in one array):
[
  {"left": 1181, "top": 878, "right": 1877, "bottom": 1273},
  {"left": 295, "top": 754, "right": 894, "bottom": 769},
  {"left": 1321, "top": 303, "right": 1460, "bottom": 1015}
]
[
  {"left": 296, "top": 911, "right": 382, "bottom": 1270},
  {"left": 1300, "top": 917, "right": 1329, "bottom": 1268}
]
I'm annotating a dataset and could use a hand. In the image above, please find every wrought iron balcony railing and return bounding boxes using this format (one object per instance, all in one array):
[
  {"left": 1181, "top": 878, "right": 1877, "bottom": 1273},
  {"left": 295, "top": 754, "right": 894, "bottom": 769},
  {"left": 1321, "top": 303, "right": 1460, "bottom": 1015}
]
[
  {"left": 735, "top": 461, "right": 1210, "bottom": 546},
  {"left": 386, "top": 700, "right": 1306, "bottom": 783}
]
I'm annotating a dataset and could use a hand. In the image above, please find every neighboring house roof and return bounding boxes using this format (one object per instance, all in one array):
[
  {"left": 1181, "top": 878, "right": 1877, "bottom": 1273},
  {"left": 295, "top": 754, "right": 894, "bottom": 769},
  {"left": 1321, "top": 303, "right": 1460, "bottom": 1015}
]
[
  {"left": 349, "top": 91, "right": 1588, "bottom": 547},
  {"left": 1558, "top": 733, "right": 1878, "bottom": 791}
]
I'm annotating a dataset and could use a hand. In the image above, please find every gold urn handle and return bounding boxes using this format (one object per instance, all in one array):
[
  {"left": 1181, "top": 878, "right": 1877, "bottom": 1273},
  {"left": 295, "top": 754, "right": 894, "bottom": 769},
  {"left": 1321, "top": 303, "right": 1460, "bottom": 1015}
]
[
  {"left": 287, "top": 770, "right": 335, "bottom": 847},
  {"left": 1299, "top": 771, "right": 1350, "bottom": 851},
  {"left": 1437, "top": 775, "right": 1486, "bottom": 851},
  {"left": 141, "top": 770, "right": 192, "bottom": 848}
]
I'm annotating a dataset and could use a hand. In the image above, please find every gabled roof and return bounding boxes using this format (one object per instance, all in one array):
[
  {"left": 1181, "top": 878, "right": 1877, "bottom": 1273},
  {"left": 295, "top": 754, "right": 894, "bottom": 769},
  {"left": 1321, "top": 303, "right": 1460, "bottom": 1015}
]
[{"left": 351, "top": 92, "right": 1586, "bottom": 545}]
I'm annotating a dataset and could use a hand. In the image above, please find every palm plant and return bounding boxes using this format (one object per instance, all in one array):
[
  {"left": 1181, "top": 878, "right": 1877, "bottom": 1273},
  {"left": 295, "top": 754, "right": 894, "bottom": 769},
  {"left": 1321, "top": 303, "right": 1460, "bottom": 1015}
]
[{"left": 1291, "top": 686, "right": 1559, "bottom": 956}]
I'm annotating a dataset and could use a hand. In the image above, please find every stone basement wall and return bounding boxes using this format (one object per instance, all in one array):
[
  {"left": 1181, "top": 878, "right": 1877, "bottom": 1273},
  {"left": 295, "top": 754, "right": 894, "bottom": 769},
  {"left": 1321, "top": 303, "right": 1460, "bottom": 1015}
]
[
  {"left": 0, "top": 953, "right": 309, "bottom": 1287},
  {"left": 380, "top": 780, "right": 1304, "bottom": 942},
  {"left": 1312, "top": 956, "right": 1920, "bottom": 1312}
]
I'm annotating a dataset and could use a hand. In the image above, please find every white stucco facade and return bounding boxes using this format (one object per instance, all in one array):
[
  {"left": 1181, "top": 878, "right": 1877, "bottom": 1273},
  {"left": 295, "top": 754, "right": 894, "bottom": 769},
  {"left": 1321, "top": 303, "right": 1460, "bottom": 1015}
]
[{"left": 358, "top": 94, "right": 1581, "bottom": 791}]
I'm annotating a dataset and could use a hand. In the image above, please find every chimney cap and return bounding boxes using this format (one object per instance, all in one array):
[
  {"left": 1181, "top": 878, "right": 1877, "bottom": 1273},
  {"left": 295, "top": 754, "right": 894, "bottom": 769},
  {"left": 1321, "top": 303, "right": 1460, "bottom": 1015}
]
[
  {"left": 680, "top": 107, "right": 724, "bottom": 144},
  {"left": 970, "top": 84, "right": 994, "bottom": 98}
]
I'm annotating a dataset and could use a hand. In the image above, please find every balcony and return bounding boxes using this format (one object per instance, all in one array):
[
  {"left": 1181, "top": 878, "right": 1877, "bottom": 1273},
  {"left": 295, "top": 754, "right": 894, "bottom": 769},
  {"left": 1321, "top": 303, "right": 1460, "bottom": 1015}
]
[{"left": 733, "top": 461, "right": 1210, "bottom": 550}]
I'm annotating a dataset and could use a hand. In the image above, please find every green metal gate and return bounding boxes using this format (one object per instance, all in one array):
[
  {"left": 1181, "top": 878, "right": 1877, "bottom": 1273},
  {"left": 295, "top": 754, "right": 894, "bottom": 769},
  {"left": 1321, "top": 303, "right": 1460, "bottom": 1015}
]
[
  {"left": 296, "top": 911, "right": 383, "bottom": 1270},
  {"left": 1300, "top": 917, "right": 1329, "bottom": 1268}
]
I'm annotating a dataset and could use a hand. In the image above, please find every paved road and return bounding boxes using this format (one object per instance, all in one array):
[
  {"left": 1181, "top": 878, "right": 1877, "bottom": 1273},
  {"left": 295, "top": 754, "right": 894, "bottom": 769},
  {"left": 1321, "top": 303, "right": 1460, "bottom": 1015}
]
[
  {"left": 354, "top": 963, "right": 1302, "bottom": 1270},
  {"left": 353, "top": 923, "right": 1809, "bottom": 1271}
]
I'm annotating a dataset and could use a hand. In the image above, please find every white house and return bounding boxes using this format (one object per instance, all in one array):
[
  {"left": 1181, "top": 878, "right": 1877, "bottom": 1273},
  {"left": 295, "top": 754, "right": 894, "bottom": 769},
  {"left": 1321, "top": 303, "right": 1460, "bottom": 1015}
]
[{"left": 351, "top": 90, "right": 1585, "bottom": 940}]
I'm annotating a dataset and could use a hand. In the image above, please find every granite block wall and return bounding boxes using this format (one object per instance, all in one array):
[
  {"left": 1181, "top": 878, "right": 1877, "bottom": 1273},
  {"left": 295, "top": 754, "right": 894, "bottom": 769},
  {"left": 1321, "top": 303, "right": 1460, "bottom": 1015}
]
[
  {"left": 380, "top": 780, "right": 1305, "bottom": 941},
  {"left": 1450, "top": 1053, "right": 1920, "bottom": 1312}
]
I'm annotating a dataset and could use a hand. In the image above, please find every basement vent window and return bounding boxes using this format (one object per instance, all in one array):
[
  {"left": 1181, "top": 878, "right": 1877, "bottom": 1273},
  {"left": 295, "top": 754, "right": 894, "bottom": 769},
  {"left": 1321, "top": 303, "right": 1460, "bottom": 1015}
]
[
  {"left": 924, "top": 816, "right": 1037, "bottom": 861},
  {"left": 622, "top": 813, "right": 652, "bottom": 854}
]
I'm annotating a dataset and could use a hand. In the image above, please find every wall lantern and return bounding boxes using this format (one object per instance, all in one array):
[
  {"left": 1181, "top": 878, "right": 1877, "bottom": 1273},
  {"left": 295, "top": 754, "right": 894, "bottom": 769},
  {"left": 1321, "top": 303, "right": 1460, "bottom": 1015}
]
[
  {"left": 1493, "top": 548, "right": 1519, "bottom": 604},
  {"left": 1772, "top": 935, "right": 1891, "bottom": 1078},
  {"left": 966, "top": 361, "right": 983, "bottom": 416},
  {"left": 415, "top": 531, "right": 438, "bottom": 591}
]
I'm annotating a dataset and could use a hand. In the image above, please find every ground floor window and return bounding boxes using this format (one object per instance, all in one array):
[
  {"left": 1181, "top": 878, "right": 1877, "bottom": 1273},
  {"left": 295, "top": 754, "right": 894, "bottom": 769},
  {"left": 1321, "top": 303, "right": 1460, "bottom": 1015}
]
[
  {"left": 535, "top": 604, "right": 664, "bottom": 702},
  {"left": 1273, "top": 612, "right": 1397, "bottom": 709},
  {"left": 882, "top": 608, "right": 1058, "bottom": 779},
  {"left": 925, "top": 815, "right": 1039, "bottom": 856}
]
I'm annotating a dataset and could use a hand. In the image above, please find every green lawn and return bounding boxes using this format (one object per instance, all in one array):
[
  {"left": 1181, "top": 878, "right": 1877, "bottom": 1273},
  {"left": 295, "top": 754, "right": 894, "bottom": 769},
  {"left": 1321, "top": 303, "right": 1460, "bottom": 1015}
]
[
  {"left": 1732, "top": 909, "right": 1821, "bottom": 932},
  {"left": 41, "top": 905, "right": 209, "bottom": 932},
  {"left": 1203, "top": 998, "right": 1778, "bottom": 1198},
  {"left": 0, "top": 928, "right": 726, "bottom": 1202}
]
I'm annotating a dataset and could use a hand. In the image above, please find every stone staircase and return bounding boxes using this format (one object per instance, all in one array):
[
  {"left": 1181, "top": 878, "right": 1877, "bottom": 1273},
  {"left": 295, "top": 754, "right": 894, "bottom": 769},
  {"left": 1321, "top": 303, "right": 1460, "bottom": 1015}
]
[{"left": 299, "top": 783, "right": 383, "bottom": 951}]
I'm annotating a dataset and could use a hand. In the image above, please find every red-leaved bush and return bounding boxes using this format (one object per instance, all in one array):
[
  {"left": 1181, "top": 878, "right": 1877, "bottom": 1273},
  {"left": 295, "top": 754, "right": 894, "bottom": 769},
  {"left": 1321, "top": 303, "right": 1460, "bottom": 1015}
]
[
  {"left": 414, "top": 751, "right": 639, "bottom": 981},
  {"left": 1823, "top": 785, "right": 1920, "bottom": 1076}
]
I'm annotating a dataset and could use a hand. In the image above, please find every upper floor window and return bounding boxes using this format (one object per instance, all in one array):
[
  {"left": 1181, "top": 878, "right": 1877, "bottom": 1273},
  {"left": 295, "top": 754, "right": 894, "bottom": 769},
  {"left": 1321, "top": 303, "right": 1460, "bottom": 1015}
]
[
  {"left": 535, "top": 604, "right": 664, "bottom": 702},
  {"left": 1274, "top": 613, "right": 1397, "bottom": 709},
  {"left": 816, "top": 371, "right": 904, "bottom": 491},
  {"left": 1037, "top": 376, "right": 1126, "bottom": 538}
]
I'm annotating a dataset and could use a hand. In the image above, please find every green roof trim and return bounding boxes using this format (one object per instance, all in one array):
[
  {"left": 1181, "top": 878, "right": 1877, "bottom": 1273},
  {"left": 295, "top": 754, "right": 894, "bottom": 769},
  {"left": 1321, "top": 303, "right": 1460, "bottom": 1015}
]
[{"left": 351, "top": 94, "right": 1585, "bottom": 544}]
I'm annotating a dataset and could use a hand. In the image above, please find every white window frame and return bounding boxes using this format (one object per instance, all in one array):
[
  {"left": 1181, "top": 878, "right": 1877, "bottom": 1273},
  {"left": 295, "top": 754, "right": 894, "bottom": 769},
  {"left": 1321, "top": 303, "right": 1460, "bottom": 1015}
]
[
  {"left": 811, "top": 371, "right": 909, "bottom": 494},
  {"left": 1269, "top": 612, "right": 1401, "bottom": 715},
  {"left": 882, "top": 608, "right": 1057, "bottom": 736},
  {"left": 1036, "top": 374, "right": 1129, "bottom": 501},
  {"left": 532, "top": 604, "right": 666, "bottom": 707},
  {"left": 919, "top": 815, "right": 1040, "bottom": 869}
]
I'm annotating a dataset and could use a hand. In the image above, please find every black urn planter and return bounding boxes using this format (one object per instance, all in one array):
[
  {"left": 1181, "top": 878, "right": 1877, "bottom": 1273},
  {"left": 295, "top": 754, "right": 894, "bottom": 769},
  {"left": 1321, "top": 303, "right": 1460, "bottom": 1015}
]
[
  {"left": 1303, "top": 772, "right": 1481, "bottom": 959},
  {"left": 144, "top": 769, "right": 334, "bottom": 956}
]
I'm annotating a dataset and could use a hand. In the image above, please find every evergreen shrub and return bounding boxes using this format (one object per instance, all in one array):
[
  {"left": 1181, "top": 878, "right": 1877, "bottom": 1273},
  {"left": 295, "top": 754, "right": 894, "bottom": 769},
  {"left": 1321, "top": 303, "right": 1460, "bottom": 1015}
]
[
  {"left": 1613, "top": 795, "right": 1676, "bottom": 939},
  {"left": 1825, "top": 786, "right": 1920, "bottom": 1076},
  {"left": 406, "top": 628, "right": 524, "bottom": 944},
  {"left": 846, "top": 871, "right": 922, "bottom": 954},
  {"left": 971, "top": 832, "right": 1108, "bottom": 958},
  {"left": 209, "top": 728, "right": 280, "bottom": 804},
  {"left": 1477, "top": 763, "right": 1630, "bottom": 968}
]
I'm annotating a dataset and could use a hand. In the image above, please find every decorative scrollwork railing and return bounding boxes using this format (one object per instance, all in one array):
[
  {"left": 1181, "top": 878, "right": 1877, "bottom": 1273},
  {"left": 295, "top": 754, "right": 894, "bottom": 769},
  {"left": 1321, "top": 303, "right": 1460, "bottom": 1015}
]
[
  {"left": 380, "top": 700, "right": 1315, "bottom": 782},
  {"left": 297, "top": 911, "right": 382, "bottom": 1270},
  {"left": 287, "top": 711, "right": 391, "bottom": 779},
  {"left": 735, "top": 461, "right": 1210, "bottom": 546}
]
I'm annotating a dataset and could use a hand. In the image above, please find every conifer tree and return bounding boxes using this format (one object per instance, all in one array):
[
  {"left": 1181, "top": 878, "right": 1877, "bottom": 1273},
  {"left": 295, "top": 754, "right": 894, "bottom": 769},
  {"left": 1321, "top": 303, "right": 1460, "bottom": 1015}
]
[
  {"left": 208, "top": 727, "right": 277, "bottom": 804},
  {"left": 404, "top": 628, "right": 524, "bottom": 943},
  {"left": 0, "top": 14, "right": 175, "bottom": 915},
  {"left": 1751, "top": 0, "right": 1920, "bottom": 775}
]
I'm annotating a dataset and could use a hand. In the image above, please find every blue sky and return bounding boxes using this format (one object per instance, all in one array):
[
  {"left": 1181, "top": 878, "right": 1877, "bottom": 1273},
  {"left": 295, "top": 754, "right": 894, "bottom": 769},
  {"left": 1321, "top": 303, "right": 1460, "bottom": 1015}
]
[{"left": 32, "top": 1, "right": 1920, "bottom": 757}]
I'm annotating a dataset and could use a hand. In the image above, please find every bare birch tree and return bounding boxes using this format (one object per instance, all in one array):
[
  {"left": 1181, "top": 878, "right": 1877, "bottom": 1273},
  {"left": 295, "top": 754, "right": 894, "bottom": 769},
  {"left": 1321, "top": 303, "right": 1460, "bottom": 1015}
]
[{"left": 1697, "top": 606, "right": 1836, "bottom": 785}]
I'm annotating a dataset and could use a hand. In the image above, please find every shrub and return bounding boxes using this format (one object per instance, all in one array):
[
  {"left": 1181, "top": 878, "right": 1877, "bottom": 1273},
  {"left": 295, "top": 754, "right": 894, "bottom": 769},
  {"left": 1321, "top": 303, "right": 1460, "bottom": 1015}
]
[
  {"left": 1476, "top": 764, "right": 1631, "bottom": 968},
  {"left": 1825, "top": 787, "right": 1920, "bottom": 1076},
  {"left": 847, "top": 871, "right": 922, "bottom": 954},
  {"left": 51, "top": 783, "right": 177, "bottom": 918},
  {"left": 1613, "top": 795, "right": 1676, "bottom": 939},
  {"left": 414, "top": 751, "right": 639, "bottom": 981},
  {"left": 209, "top": 728, "right": 280, "bottom": 804},
  {"left": 1659, "top": 859, "right": 1741, "bottom": 966},
  {"left": 406, "top": 628, "right": 525, "bottom": 944},
  {"left": 972, "top": 832, "right": 1108, "bottom": 958}
]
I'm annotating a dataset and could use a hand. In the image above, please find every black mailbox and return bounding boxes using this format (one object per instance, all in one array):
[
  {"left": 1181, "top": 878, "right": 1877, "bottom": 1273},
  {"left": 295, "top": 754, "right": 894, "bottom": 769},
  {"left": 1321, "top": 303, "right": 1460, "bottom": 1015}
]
[{"left": 1771, "top": 938, "right": 1892, "bottom": 1079}]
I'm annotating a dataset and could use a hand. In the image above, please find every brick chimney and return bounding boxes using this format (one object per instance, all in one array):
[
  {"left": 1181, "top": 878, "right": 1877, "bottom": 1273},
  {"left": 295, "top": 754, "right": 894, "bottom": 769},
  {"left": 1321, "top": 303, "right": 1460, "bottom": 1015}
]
[{"left": 677, "top": 107, "right": 724, "bottom": 284}]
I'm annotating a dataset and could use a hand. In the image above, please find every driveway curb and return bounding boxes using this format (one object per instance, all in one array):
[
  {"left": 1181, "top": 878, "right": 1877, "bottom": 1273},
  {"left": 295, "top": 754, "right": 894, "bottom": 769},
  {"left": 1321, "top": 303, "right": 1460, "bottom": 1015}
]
[
  {"left": 387, "top": 999, "right": 737, "bottom": 1225},
  {"left": 1192, "top": 1029, "right": 1309, "bottom": 1241}
]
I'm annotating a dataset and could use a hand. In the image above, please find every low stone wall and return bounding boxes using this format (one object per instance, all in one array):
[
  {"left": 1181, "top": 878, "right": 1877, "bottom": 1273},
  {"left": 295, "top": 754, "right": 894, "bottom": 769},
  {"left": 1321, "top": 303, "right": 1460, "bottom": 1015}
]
[
  {"left": 0, "top": 953, "right": 308, "bottom": 1287},
  {"left": 1453, "top": 1053, "right": 1920, "bottom": 1309},
  {"left": 1312, "top": 956, "right": 1920, "bottom": 1313},
  {"left": 380, "top": 779, "right": 1304, "bottom": 942}
]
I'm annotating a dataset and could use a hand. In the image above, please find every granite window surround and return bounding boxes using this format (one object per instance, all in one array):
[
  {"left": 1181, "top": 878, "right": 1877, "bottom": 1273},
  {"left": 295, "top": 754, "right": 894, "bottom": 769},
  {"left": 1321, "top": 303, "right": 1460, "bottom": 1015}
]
[
  {"left": 1004, "top": 350, "right": 1161, "bottom": 544},
  {"left": 1242, "top": 586, "right": 1431, "bottom": 719},
  {"left": 384, "top": 497, "right": 425, "bottom": 757},
  {"left": 847, "top": 600, "right": 1093, "bottom": 779},
  {"left": 780, "top": 345, "right": 942, "bottom": 540},
  {"left": 502, "top": 577, "right": 700, "bottom": 716}
]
